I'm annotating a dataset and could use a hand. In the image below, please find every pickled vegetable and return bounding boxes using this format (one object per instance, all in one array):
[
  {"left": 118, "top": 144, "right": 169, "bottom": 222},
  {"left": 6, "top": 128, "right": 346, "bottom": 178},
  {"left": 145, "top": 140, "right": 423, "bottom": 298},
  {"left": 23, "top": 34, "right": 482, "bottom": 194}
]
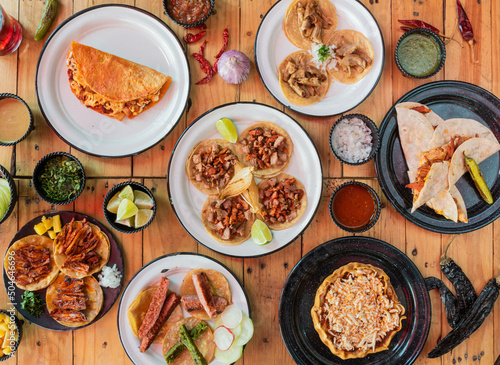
[
  {"left": 34, "top": 0, "right": 59, "bottom": 41},
  {"left": 463, "top": 152, "right": 493, "bottom": 204}
]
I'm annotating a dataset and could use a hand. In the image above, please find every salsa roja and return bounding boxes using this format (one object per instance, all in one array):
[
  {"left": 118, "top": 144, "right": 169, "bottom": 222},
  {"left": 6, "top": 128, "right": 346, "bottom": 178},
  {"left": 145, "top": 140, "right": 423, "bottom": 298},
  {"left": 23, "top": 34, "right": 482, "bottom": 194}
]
[
  {"left": 166, "top": 0, "right": 212, "bottom": 25},
  {"left": 331, "top": 184, "right": 375, "bottom": 229}
]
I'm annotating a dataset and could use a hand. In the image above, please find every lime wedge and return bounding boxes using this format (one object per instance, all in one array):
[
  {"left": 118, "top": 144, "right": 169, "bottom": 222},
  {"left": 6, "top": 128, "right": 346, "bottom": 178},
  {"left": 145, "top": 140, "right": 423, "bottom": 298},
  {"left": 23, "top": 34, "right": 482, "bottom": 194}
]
[
  {"left": 216, "top": 117, "right": 238, "bottom": 143},
  {"left": 134, "top": 190, "right": 154, "bottom": 209},
  {"left": 0, "top": 178, "right": 9, "bottom": 191},
  {"left": 116, "top": 199, "right": 138, "bottom": 221},
  {"left": 135, "top": 209, "right": 153, "bottom": 228},
  {"left": 106, "top": 191, "right": 121, "bottom": 214},
  {"left": 251, "top": 219, "right": 272, "bottom": 245},
  {"left": 115, "top": 217, "right": 134, "bottom": 227},
  {"left": 118, "top": 185, "right": 134, "bottom": 202}
]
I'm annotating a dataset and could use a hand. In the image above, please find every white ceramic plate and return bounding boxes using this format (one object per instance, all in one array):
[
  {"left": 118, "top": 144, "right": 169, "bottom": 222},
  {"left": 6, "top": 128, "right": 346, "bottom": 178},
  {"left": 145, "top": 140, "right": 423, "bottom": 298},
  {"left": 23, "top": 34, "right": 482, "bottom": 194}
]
[
  {"left": 255, "top": 0, "right": 384, "bottom": 117},
  {"left": 167, "top": 102, "right": 323, "bottom": 257},
  {"left": 36, "top": 5, "right": 190, "bottom": 157},
  {"left": 117, "top": 253, "right": 250, "bottom": 365}
]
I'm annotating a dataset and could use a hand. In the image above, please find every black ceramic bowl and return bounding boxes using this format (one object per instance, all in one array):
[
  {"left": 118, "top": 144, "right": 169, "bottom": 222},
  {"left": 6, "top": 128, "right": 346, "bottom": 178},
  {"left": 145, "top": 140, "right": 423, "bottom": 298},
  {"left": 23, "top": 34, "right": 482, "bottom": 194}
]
[
  {"left": 0, "top": 309, "right": 22, "bottom": 361},
  {"left": 32, "top": 152, "right": 86, "bottom": 205},
  {"left": 0, "top": 93, "right": 33, "bottom": 146},
  {"left": 0, "top": 165, "right": 17, "bottom": 225},
  {"left": 163, "top": 0, "right": 214, "bottom": 28},
  {"left": 329, "top": 113, "right": 380, "bottom": 166},
  {"left": 329, "top": 181, "right": 381, "bottom": 233},
  {"left": 395, "top": 28, "right": 446, "bottom": 79},
  {"left": 103, "top": 181, "right": 157, "bottom": 234}
]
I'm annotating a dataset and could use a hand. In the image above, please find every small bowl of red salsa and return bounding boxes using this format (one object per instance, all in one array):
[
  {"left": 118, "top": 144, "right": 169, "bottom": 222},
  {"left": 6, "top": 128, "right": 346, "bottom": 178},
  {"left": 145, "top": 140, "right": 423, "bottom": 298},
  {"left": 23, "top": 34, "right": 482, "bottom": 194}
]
[
  {"left": 329, "top": 181, "right": 381, "bottom": 233},
  {"left": 163, "top": 0, "right": 214, "bottom": 28}
]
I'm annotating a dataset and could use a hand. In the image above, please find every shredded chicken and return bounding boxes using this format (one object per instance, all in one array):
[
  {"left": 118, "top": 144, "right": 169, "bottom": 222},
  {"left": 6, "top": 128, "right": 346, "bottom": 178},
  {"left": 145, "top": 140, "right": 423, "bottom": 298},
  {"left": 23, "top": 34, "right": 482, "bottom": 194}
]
[
  {"left": 259, "top": 177, "right": 304, "bottom": 224},
  {"left": 50, "top": 276, "right": 88, "bottom": 322},
  {"left": 295, "top": 0, "right": 333, "bottom": 43},
  {"left": 282, "top": 53, "right": 328, "bottom": 98},
  {"left": 238, "top": 127, "right": 289, "bottom": 170},
  {"left": 314, "top": 267, "right": 404, "bottom": 353},
  {"left": 191, "top": 143, "right": 237, "bottom": 190},
  {"left": 12, "top": 245, "right": 52, "bottom": 286},
  {"left": 205, "top": 196, "right": 252, "bottom": 240},
  {"left": 333, "top": 36, "right": 373, "bottom": 78}
]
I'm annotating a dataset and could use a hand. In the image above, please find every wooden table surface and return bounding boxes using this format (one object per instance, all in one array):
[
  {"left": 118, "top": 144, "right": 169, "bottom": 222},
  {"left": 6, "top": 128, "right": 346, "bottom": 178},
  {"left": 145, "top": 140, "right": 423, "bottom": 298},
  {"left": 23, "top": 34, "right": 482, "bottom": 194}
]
[{"left": 1, "top": 0, "right": 499, "bottom": 364}]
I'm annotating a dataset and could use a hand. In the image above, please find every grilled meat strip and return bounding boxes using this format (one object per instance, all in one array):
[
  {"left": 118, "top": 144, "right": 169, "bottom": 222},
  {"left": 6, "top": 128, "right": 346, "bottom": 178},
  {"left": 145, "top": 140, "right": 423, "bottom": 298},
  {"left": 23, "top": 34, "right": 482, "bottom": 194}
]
[
  {"left": 239, "top": 127, "right": 289, "bottom": 170},
  {"left": 181, "top": 295, "right": 228, "bottom": 314},
  {"left": 50, "top": 276, "right": 88, "bottom": 320},
  {"left": 50, "top": 309, "right": 87, "bottom": 323},
  {"left": 137, "top": 277, "right": 170, "bottom": 339},
  {"left": 191, "top": 143, "right": 237, "bottom": 190},
  {"left": 13, "top": 245, "right": 52, "bottom": 286},
  {"left": 259, "top": 177, "right": 305, "bottom": 224},
  {"left": 139, "top": 293, "right": 180, "bottom": 352},
  {"left": 192, "top": 272, "right": 217, "bottom": 318},
  {"left": 206, "top": 196, "right": 252, "bottom": 240}
]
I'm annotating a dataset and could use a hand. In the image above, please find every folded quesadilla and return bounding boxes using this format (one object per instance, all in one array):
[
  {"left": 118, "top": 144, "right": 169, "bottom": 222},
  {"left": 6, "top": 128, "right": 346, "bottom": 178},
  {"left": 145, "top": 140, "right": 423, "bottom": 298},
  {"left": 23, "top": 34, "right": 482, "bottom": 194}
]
[{"left": 67, "top": 41, "right": 172, "bottom": 121}]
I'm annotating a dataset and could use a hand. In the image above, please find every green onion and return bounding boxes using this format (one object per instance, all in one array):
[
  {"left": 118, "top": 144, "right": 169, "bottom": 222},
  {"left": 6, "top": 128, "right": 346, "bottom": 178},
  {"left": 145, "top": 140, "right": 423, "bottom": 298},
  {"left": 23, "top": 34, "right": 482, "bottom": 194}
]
[{"left": 317, "top": 44, "right": 331, "bottom": 63}]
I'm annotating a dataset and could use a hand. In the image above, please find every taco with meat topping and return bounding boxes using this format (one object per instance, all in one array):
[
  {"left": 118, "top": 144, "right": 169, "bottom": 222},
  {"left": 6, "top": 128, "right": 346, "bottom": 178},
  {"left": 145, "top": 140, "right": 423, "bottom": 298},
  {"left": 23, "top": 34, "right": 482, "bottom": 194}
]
[{"left": 283, "top": 0, "right": 338, "bottom": 50}]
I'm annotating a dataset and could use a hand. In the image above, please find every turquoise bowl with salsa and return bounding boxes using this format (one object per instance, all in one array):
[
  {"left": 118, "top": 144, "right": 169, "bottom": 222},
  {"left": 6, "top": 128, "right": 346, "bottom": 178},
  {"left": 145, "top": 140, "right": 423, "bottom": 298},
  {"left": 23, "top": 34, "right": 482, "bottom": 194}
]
[
  {"left": 163, "top": 0, "right": 214, "bottom": 28},
  {"left": 395, "top": 28, "right": 446, "bottom": 79}
]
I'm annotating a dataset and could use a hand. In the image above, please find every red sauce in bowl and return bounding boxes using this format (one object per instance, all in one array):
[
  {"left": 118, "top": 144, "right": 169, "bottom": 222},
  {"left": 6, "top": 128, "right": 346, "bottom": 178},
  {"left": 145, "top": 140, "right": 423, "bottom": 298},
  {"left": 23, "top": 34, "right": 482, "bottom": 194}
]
[
  {"left": 166, "top": 0, "right": 212, "bottom": 25},
  {"left": 331, "top": 184, "right": 376, "bottom": 229}
]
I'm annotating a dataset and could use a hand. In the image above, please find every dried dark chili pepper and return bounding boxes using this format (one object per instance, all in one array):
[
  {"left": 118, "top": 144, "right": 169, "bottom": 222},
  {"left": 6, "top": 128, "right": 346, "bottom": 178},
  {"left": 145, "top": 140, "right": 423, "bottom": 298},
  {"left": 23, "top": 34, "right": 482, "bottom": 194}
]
[
  {"left": 400, "top": 26, "right": 413, "bottom": 32},
  {"left": 184, "top": 30, "right": 207, "bottom": 44},
  {"left": 214, "top": 28, "right": 229, "bottom": 59},
  {"left": 425, "top": 277, "right": 461, "bottom": 328},
  {"left": 398, "top": 19, "right": 440, "bottom": 34},
  {"left": 196, "top": 68, "right": 215, "bottom": 84},
  {"left": 456, "top": 0, "right": 478, "bottom": 63},
  {"left": 192, "top": 52, "right": 212, "bottom": 74},
  {"left": 440, "top": 235, "right": 477, "bottom": 318},
  {"left": 427, "top": 275, "right": 500, "bottom": 358},
  {"left": 198, "top": 40, "right": 207, "bottom": 57}
]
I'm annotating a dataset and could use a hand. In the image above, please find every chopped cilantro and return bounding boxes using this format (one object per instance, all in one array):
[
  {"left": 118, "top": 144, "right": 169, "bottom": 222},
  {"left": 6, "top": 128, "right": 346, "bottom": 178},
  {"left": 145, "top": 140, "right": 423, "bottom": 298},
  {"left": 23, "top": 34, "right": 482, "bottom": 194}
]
[
  {"left": 21, "top": 291, "right": 45, "bottom": 318},
  {"left": 317, "top": 44, "right": 331, "bottom": 62}
]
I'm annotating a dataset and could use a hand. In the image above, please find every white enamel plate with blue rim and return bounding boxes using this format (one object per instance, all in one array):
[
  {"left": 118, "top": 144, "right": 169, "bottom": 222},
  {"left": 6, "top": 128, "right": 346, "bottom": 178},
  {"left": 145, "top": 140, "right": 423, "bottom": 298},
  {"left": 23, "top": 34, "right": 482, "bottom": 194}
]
[
  {"left": 36, "top": 5, "right": 190, "bottom": 157},
  {"left": 255, "top": 0, "right": 384, "bottom": 117},
  {"left": 167, "top": 102, "right": 323, "bottom": 257}
]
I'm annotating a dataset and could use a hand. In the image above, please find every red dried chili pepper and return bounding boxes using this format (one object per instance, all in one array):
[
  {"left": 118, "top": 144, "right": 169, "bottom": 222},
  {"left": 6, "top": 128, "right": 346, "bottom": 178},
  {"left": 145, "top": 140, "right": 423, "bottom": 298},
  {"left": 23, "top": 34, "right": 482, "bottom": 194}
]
[
  {"left": 192, "top": 52, "right": 212, "bottom": 74},
  {"left": 214, "top": 28, "right": 229, "bottom": 59},
  {"left": 400, "top": 26, "right": 413, "bottom": 32},
  {"left": 196, "top": 68, "right": 215, "bottom": 84},
  {"left": 193, "top": 23, "right": 207, "bottom": 30},
  {"left": 198, "top": 40, "right": 207, "bottom": 57},
  {"left": 184, "top": 30, "right": 207, "bottom": 44},
  {"left": 398, "top": 19, "right": 440, "bottom": 34},
  {"left": 456, "top": 0, "right": 478, "bottom": 63}
]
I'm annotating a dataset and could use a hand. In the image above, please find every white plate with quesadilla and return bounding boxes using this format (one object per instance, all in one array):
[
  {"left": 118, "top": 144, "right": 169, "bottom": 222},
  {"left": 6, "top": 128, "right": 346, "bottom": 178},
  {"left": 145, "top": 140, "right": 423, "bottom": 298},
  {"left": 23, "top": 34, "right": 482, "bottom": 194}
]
[
  {"left": 375, "top": 81, "right": 500, "bottom": 234},
  {"left": 36, "top": 5, "right": 190, "bottom": 157}
]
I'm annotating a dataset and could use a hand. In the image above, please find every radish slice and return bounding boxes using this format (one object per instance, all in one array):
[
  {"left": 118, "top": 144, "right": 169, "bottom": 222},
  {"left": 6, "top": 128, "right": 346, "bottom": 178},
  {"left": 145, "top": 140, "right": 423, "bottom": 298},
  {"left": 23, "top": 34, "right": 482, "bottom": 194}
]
[
  {"left": 214, "top": 316, "right": 224, "bottom": 330},
  {"left": 214, "top": 326, "right": 234, "bottom": 351},
  {"left": 214, "top": 344, "right": 243, "bottom": 364},
  {"left": 221, "top": 304, "right": 243, "bottom": 329},
  {"left": 233, "top": 314, "right": 254, "bottom": 346}
]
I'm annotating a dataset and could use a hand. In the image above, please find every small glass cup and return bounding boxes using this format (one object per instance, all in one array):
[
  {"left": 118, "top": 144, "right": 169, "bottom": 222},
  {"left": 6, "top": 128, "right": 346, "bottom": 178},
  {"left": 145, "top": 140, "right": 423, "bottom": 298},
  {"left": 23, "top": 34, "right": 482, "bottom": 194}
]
[{"left": 0, "top": 5, "right": 22, "bottom": 56}]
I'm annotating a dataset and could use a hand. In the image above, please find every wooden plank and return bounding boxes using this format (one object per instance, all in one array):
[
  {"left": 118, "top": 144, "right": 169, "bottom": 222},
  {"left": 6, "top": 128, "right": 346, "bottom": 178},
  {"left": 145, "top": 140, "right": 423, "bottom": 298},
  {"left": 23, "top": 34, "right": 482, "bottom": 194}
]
[
  {"left": 15, "top": 0, "right": 72, "bottom": 176},
  {"left": 73, "top": 178, "right": 140, "bottom": 365},
  {"left": 15, "top": 179, "right": 73, "bottom": 365}
]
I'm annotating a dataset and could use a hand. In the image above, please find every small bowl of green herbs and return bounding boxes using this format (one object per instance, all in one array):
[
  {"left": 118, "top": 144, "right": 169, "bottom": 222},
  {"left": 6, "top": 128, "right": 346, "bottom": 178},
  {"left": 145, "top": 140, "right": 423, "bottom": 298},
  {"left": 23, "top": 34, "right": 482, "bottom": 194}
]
[{"left": 33, "top": 152, "right": 85, "bottom": 205}]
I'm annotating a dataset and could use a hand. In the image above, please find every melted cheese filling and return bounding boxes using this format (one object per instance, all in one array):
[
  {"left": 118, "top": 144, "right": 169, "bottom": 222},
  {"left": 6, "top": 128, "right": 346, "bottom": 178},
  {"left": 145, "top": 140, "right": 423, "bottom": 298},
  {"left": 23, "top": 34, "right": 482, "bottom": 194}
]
[{"left": 315, "top": 268, "right": 404, "bottom": 353}]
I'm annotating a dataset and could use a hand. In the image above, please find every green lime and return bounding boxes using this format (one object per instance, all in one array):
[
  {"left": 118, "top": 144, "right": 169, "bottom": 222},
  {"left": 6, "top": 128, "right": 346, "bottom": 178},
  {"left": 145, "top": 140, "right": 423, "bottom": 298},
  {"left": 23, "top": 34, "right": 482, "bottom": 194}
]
[
  {"left": 251, "top": 219, "right": 272, "bottom": 245},
  {"left": 135, "top": 209, "right": 153, "bottom": 228},
  {"left": 216, "top": 117, "right": 238, "bottom": 143},
  {"left": 134, "top": 190, "right": 154, "bottom": 209},
  {"left": 118, "top": 185, "right": 134, "bottom": 202},
  {"left": 106, "top": 191, "right": 121, "bottom": 214},
  {"left": 115, "top": 217, "right": 134, "bottom": 228},
  {"left": 116, "top": 199, "right": 138, "bottom": 221}
]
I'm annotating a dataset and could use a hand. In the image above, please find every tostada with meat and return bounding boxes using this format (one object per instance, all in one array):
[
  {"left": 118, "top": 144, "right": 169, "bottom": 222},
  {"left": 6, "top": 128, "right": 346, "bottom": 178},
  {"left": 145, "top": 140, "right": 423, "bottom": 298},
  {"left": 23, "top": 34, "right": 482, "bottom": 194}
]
[
  {"left": 235, "top": 121, "right": 293, "bottom": 178},
  {"left": 53, "top": 218, "right": 110, "bottom": 279},
  {"left": 4, "top": 235, "right": 60, "bottom": 291},
  {"left": 46, "top": 273, "right": 103, "bottom": 327}
]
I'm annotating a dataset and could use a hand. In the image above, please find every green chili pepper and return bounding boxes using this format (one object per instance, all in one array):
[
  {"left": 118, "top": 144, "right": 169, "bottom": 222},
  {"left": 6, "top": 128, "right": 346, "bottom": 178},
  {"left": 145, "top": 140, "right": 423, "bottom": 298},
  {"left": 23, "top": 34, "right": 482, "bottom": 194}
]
[
  {"left": 463, "top": 152, "right": 493, "bottom": 204},
  {"left": 34, "top": 0, "right": 59, "bottom": 41},
  {"left": 179, "top": 324, "right": 207, "bottom": 365},
  {"left": 164, "top": 322, "right": 208, "bottom": 364}
]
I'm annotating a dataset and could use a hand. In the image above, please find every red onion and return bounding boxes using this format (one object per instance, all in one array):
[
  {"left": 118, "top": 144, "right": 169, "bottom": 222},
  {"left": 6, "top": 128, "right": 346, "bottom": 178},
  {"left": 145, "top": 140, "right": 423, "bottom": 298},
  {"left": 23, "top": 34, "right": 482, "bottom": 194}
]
[{"left": 217, "top": 50, "right": 251, "bottom": 84}]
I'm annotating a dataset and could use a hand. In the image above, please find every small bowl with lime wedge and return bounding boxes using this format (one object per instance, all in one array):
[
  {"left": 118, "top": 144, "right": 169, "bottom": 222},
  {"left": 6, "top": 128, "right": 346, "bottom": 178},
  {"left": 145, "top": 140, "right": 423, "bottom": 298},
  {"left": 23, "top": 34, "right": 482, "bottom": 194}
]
[
  {"left": 103, "top": 181, "right": 156, "bottom": 234},
  {"left": 0, "top": 164, "right": 17, "bottom": 225}
]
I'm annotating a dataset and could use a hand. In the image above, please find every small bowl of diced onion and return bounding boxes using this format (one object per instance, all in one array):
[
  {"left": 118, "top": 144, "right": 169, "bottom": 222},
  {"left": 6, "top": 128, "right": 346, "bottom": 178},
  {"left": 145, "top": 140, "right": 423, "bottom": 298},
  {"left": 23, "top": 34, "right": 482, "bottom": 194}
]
[{"left": 329, "top": 114, "right": 379, "bottom": 166}]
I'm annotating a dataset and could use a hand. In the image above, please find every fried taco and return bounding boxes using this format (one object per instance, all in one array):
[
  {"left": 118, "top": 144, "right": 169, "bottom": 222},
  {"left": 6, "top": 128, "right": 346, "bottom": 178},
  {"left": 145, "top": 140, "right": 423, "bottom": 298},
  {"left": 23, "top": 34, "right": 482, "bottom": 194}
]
[
  {"left": 46, "top": 273, "right": 103, "bottom": 327},
  {"left": 127, "top": 285, "right": 183, "bottom": 346},
  {"left": 4, "top": 235, "right": 59, "bottom": 291},
  {"left": 429, "top": 118, "right": 498, "bottom": 149},
  {"left": 162, "top": 317, "right": 215, "bottom": 365},
  {"left": 283, "top": 0, "right": 338, "bottom": 50},
  {"left": 67, "top": 41, "right": 172, "bottom": 121},
  {"left": 179, "top": 269, "right": 231, "bottom": 320},
  {"left": 426, "top": 185, "right": 468, "bottom": 223},
  {"left": 201, "top": 195, "right": 255, "bottom": 245},
  {"left": 53, "top": 218, "right": 110, "bottom": 279},
  {"left": 311, "top": 263, "right": 405, "bottom": 359},
  {"left": 258, "top": 173, "right": 307, "bottom": 230},
  {"left": 326, "top": 30, "right": 374, "bottom": 84},
  {"left": 448, "top": 137, "right": 500, "bottom": 187},
  {"left": 186, "top": 139, "right": 241, "bottom": 195},
  {"left": 236, "top": 122, "right": 293, "bottom": 178},
  {"left": 278, "top": 51, "right": 330, "bottom": 106}
]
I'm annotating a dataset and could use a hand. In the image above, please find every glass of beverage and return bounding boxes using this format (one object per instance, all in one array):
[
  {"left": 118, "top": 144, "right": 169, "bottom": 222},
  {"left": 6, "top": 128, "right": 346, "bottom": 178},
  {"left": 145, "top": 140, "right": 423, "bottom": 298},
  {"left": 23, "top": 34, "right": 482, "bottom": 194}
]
[{"left": 0, "top": 5, "right": 22, "bottom": 56}]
